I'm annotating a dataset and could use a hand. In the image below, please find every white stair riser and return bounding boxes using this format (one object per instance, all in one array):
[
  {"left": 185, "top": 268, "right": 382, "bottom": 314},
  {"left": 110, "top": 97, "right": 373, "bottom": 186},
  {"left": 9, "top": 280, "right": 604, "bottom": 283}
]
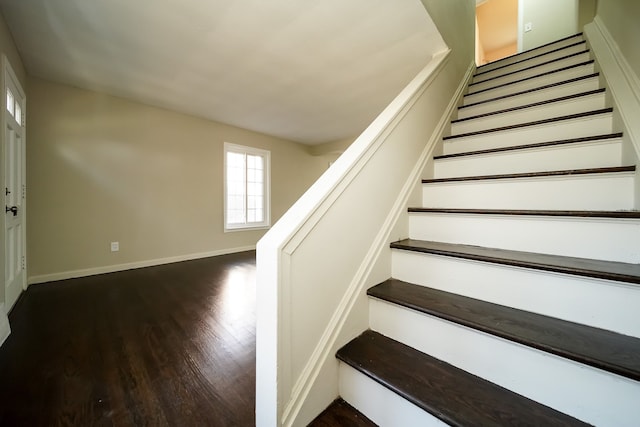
[
  {"left": 478, "top": 36, "right": 585, "bottom": 73},
  {"left": 435, "top": 140, "right": 622, "bottom": 178},
  {"left": 443, "top": 113, "right": 613, "bottom": 154},
  {"left": 473, "top": 43, "right": 588, "bottom": 83},
  {"left": 464, "top": 63, "right": 595, "bottom": 105},
  {"left": 390, "top": 250, "right": 640, "bottom": 338},
  {"left": 408, "top": 214, "right": 640, "bottom": 263},
  {"left": 422, "top": 173, "right": 635, "bottom": 210},
  {"left": 469, "top": 52, "right": 592, "bottom": 93},
  {"left": 339, "top": 363, "right": 446, "bottom": 427},
  {"left": 451, "top": 93, "right": 605, "bottom": 136},
  {"left": 458, "top": 76, "right": 600, "bottom": 119},
  {"left": 370, "top": 299, "right": 640, "bottom": 427}
]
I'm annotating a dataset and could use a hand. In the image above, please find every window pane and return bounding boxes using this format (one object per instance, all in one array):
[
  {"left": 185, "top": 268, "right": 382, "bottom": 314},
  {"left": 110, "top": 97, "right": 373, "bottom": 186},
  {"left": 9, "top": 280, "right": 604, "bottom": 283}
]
[
  {"left": 252, "top": 155, "right": 263, "bottom": 171},
  {"left": 15, "top": 103, "right": 21, "bottom": 125},
  {"left": 6, "top": 89, "right": 14, "bottom": 117}
]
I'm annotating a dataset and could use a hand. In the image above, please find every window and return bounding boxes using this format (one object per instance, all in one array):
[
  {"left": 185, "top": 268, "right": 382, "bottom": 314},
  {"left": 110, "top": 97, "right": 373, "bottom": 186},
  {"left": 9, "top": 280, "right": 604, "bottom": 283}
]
[
  {"left": 224, "top": 143, "right": 270, "bottom": 231},
  {"left": 6, "top": 88, "right": 21, "bottom": 125},
  {"left": 6, "top": 88, "right": 14, "bottom": 117}
]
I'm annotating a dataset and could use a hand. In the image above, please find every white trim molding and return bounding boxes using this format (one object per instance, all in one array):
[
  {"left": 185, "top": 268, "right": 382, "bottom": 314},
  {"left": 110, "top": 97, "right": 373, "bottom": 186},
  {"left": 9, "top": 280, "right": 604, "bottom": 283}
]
[{"left": 27, "top": 246, "right": 256, "bottom": 285}]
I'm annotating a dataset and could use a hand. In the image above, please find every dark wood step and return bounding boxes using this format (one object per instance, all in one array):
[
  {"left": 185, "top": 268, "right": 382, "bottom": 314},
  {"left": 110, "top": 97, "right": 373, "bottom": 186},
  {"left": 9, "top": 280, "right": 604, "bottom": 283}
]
[
  {"left": 390, "top": 239, "right": 640, "bottom": 285},
  {"left": 467, "top": 60, "right": 595, "bottom": 98},
  {"left": 477, "top": 33, "right": 583, "bottom": 72},
  {"left": 337, "top": 330, "right": 591, "bottom": 426},
  {"left": 470, "top": 50, "right": 591, "bottom": 88},
  {"left": 308, "top": 398, "right": 376, "bottom": 427},
  {"left": 435, "top": 133, "right": 623, "bottom": 160},
  {"left": 407, "top": 207, "right": 640, "bottom": 219},
  {"left": 369, "top": 279, "right": 640, "bottom": 381},
  {"left": 443, "top": 108, "right": 613, "bottom": 141},
  {"left": 461, "top": 73, "right": 600, "bottom": 109},
  {"left": 422, "top": 165, "right": 635, "bottom": 184},
  {"left": 452, "top": 89, "right": 605, "bottom": 124},
  {"left": 474, "top": 40, "right": 587, "bottom": 78}
]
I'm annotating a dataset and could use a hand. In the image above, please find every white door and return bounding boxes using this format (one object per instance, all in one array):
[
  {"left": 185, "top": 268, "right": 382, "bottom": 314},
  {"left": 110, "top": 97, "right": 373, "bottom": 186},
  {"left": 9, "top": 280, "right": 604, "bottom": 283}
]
[{"left": 3, "top": 57, "right": 26, "bottom": 311}]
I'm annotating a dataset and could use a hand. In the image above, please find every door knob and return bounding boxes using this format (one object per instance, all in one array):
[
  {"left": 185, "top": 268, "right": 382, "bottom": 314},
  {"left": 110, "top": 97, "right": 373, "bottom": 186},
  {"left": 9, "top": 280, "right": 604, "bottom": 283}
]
[{"left": 5, "top": 206, "right": 18, "bottom": 216}]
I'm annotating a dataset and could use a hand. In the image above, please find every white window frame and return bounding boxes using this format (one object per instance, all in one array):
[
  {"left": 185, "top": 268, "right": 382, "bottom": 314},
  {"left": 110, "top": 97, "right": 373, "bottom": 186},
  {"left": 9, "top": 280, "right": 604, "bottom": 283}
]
[{"left": 223, "top": 142, "right": 271, "bottom": 232}]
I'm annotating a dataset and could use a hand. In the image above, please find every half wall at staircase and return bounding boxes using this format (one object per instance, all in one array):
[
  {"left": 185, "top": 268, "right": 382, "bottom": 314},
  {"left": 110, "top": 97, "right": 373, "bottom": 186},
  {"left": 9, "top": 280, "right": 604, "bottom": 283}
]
[{"left": 255, "top": 1, "right": 476, "bottom": 425}]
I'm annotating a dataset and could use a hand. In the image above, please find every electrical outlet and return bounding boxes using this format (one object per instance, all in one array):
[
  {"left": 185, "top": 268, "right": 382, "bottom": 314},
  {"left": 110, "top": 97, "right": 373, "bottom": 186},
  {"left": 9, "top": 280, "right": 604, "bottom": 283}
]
[
  {"left": 110, "top": 241, "right": 119, "bottom": 252},
  {"left": 524, "top": 22, "right": 533, "bottom": 32}
]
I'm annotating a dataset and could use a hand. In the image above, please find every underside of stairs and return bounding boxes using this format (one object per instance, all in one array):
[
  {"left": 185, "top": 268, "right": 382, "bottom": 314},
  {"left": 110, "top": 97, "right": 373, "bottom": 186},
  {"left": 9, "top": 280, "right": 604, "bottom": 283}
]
[{"left": 324, "top": 33, "right": 640, "bottom": 426}]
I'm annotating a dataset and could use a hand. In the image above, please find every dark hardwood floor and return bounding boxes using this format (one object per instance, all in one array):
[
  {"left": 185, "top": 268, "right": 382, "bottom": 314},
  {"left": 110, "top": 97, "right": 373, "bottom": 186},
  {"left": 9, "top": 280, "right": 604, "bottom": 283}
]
[{"left": 0, "top": 251, "right": 257, "bottom": 426}]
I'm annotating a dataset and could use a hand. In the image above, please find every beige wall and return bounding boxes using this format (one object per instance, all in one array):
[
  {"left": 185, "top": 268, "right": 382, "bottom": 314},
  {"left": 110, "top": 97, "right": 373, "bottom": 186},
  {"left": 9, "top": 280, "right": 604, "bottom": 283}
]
[
  {"left": 0, "top": 11, "right": 26, "bottom": 89},
  {"left": 27, "top": 77, "right": 326, "bottom": 279},
  {"left": 421, "top": 0, "right": 476, "bottom": 74},
  {"left": 520, "top": 0, "right": 580, "bottom": 51},
  {"left": 597, "top": 0, "right": 640, "bottom": 79},
  {"left": 578, "top": 0, "right": 597, "bottom": 30}
]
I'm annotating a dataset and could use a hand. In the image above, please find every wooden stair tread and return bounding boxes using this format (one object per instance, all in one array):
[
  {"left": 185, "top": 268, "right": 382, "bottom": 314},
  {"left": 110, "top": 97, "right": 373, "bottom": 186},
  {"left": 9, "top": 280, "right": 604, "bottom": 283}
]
[
  {"left": 469, "top": 50, "right": 591, "bottom": 88},
  {"left": 443, "top": 108, "right": 612, "bottom": 141},
  {"left": 407, "top": 208, "right": 640, "bottom": 219},
  {"left": 476, "top": 33, "right": 583, "bottom": 72},
  {"left": 452, "top": 89, "right": 605, "bottom": 124},
  {"left": 337, "top": 330, "right": 591, "bottom": 426},
  {"left": 422, "top": 165, "right": 635, "bottom": 184},
  {"left": 461, "top": 73, "right": 600, "bottom": 108},
  {"left": 390, "top": 239, "right": 640, "bottom": 285},
  {"left": 308, "top": 398, "right": 377, "bottom": 427},
  {"left": 468, "top": 60, "right": 595, "bottom": 97},
  {"left": 369, "top": 279, "right": 640, "bottom": 381},
  {"left": 474, "top": 40, "right": 587, "bottom": 78},
  {"left": 435, "top": 133, "right": 623, "bottom": 160}
]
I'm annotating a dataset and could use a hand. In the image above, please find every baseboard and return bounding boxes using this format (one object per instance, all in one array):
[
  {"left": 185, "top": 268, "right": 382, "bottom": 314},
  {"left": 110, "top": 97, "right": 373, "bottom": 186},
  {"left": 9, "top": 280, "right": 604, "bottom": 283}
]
[
  {"left": 27, "top": 245, "right": 256, "bottom": 285},
  {"left": 0, "top": 303, "right": 10, "bottom": 347}
]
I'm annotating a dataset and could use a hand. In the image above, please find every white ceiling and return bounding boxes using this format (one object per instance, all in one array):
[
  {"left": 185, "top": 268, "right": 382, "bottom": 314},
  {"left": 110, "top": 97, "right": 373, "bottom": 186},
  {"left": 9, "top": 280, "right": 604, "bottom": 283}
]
[{"left": 0, "top": 0, "right": 446, "bottom": 145}]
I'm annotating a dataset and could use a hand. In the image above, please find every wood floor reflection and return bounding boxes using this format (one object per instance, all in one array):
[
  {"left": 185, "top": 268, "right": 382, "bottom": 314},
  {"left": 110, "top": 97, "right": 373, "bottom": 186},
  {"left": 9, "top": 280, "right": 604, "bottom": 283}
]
[{"left": 0, "top": 251, "right": 256, "bottom": 426}]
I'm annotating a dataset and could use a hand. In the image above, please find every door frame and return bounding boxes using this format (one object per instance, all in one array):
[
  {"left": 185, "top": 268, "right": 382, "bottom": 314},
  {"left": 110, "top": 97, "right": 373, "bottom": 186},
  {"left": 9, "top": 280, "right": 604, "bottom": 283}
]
[{"left": 1, "top": 54, "right": 26, "bottom": 333}]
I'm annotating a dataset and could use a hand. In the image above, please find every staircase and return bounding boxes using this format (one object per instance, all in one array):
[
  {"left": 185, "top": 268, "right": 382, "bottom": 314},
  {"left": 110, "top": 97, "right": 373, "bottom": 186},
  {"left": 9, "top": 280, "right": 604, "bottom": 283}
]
[{"left": 334, "top": 33, "right": 640, "bottom": 426}]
